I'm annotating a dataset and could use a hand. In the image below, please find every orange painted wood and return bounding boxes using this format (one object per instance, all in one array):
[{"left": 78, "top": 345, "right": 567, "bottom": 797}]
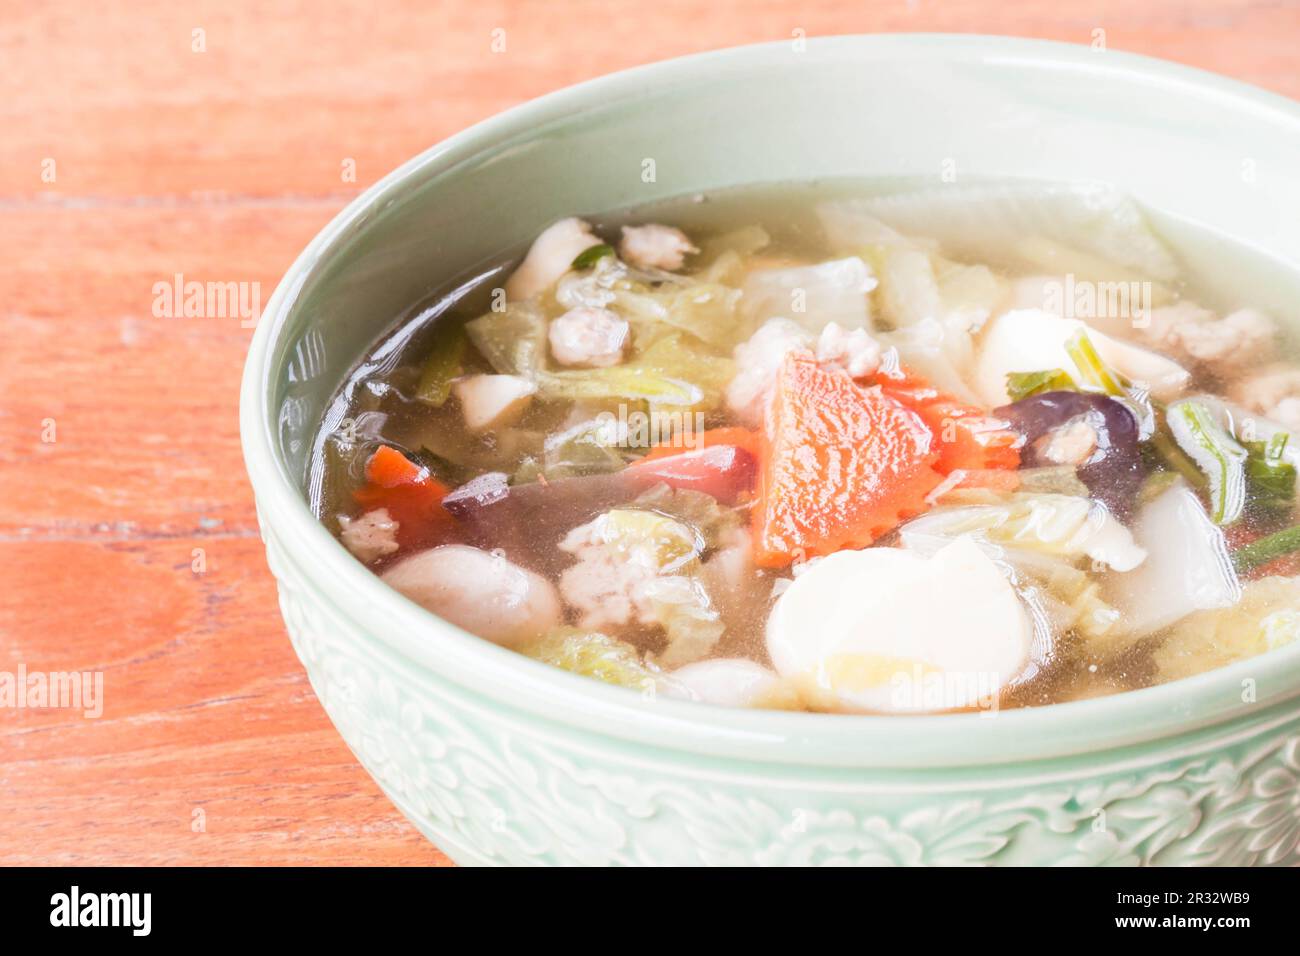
[{"left": 1, "top": 0, "right": 1296, "bottom": 866}]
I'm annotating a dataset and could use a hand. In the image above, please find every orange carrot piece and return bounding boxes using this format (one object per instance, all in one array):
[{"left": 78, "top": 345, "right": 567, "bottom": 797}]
[
  {"left": 363, "top": 443, "right": 429, "bottom": 487},
  {"left": 753, "top": 353, "right": 944, "bottom": 567},
  {"left": 879, "top": 369, "right": 1022, "bottom": 474},
  {"left": 353, "top": 445, "right": 456, "bottom": 551}
]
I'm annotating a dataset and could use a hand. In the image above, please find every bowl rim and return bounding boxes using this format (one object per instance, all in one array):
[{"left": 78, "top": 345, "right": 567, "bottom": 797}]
[{"left": 241, "top": 33, "right": 1300, "bottom": 770}]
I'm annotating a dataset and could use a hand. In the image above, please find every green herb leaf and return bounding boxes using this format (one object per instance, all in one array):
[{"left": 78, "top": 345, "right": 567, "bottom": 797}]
[
  {"left": 1005, "top": 369, "right": 1077, "bottom": 402},
  {"left": 571, "top": 243, "right": 615, "bottom": 270}
]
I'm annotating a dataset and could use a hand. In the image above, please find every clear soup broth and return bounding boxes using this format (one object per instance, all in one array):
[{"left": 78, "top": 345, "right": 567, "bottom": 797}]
[{"left": 310, "top": 179, "right": 1300, "bottom": 714}]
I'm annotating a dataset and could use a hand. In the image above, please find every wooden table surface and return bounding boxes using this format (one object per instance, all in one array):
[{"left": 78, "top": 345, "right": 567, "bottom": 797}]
[{"left": 2, "top": 1, "right": 1297, "bottom": 867}]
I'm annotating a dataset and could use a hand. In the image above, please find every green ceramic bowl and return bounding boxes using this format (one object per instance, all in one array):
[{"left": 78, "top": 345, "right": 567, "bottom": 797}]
[{"left": 241, "top": 35, "right": 1300, "bottom": 865}]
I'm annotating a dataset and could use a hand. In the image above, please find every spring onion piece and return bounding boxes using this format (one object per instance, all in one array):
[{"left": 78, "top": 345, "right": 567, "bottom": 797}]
[
  {"left": 1064, "top": 329, "right": 1127, "bottom": 396},
  {"left": 1150, "top": 407, "right": 1209, "bottom": 489},
  {"left": 1166, "top": 399, "right": 1248, "bottom": 525},
  {"left": 414, "top": 321, "right": 467, "bottom": 405},
  {"left": 1243, "top": 433, "right": 1297, "bottom": 524},
  {"left": 1232, "top": 525, "right": 1300, "bottom": 574},
  {"left": 1062, "top": 327, "right": 1161, "bottom": 442},
  {"left": 571, "top": 243, "right": 615, "bottom": 270},
  {"left": 1005, "top": 368, "right": 1076, "bottom": 402},
  {"left": 1053, "top": 321, "right": 1193, "bottom": 484}
]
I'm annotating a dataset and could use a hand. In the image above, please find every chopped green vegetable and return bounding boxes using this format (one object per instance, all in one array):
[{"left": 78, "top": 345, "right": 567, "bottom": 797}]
[
  {"left": 1022, "top": 555, "right": 1121, "bottom": 644},
  {"left": 1166, "top": 399, "right": 1248, "bottom": 525},
  {"left": 512, "top": 456, "right": 542, "bottom": 484},
  {"left": 934, "top": 258, "right": 1008, "bottom": 328},
  {"left": 557, "top": 252, "right": 744, "bottom": 348},
  {"left": 1231, "top": 524, "right": 1300, "bottom": 574},
  {"left": 540, "top": 366, "right": 701, "bottom": 408},
  {"left": 900, "top": 493, "right": 1147, "bottom": 571},
  {"left": 536, "top": 417, "right": 631, "bottom": 479},
  {"left": 695, "top": 224, "right": 771, "bottom": 264},
  {"left": 571, "top": 243, "right": 615, "bottom": 270},
  {"left": 520, "top": 627, "right": 662, "bottom": 690},
  {"left": 562, "top": 506, "right": 724, "bottom": 666},
  {"left": 1155, "top": 576, "right": 1300, "bottom": 681},
  {"left": 868, "top": 245, "right": 941, "bottom": 329},
  {"left": 464, "top": 300, "right": 548, "bottom": 378},
  {"left": 414, "top": 321, "right": 466, "bottom": 406},
  {"left": 698, "top": 249, "right": 744, "bottom": 285},
  {"left": 640, "top": 576, "right": 726, "bottom": 667},
  {"left": 539, "top": 333, "right": 732, "bottom": 412},
  {"left": 1147, "top": 409, "right": 1208, "bottom": 489},
  {"left": 1064, "top": 329, "right": 1127, "bottom": 396},
  {"left": 612, "top": 280, "right": 743, "bottom": 348},
  {"left": 1005, "top": 369, "right": 1077, "bottom": 402},
  {"left": 1016, "top": 465, "right": 1091, "bottom": 497},
  {"left": 588, "top": 508, "right": 703, "bottom": 573},
  {"left": 695, "top": 226, "right": 771, "bottom": 283},
  {"left": 1243, "top": 433, "right": 1296, "bottom": 525},
  {"left": 632, "top": 483, "right": 739, "bottom": 548},
  {"left": 742, "top": 256, "right": 875, "bottom": 334}
]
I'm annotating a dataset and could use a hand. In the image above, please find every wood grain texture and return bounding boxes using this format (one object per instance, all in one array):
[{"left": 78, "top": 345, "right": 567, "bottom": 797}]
[{"left": 0, "top": 0, "right": 1295, "bottom": 866}]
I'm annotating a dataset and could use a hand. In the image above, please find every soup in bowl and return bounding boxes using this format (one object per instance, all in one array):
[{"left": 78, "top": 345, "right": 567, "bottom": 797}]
[{"left": 242, "top": 36, "right": 1300, "bottom": 865}]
